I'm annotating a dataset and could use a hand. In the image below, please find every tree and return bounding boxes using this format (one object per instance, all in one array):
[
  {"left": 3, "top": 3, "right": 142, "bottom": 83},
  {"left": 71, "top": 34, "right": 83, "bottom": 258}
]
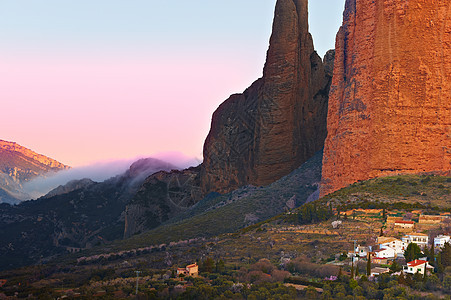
[
  {"left": 428, "top": 243, "right": 435, "bottom": 267},
  {"left": 404, "top": 243, "right": 423, "bottom": 263},
  {"left": 390, "top": 260, "right": 402, "bottom": 273},
  {"left": 440, "top": 242, "right": 451, "bottom": 268},
  {"left": 215, "top": 259, "right": 225, "bottom": 274},
  {"left": 201, "top": 257, "right": 215, "bottom": 273},
  {"left": 443, "top": 275, "right": 451, "bottom": 292},
  {"left": 367, "top": 253, "right": 371, "bottom": 276}
]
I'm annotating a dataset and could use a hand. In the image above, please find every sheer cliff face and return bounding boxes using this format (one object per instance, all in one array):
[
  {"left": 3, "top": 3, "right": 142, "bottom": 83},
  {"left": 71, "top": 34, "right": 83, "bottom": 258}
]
[
  {"left": 321, "top": 0, "right": 451, "bottom": 196},
  {"left": 201, "top": 0, "right": 332, "bottom": 195}
]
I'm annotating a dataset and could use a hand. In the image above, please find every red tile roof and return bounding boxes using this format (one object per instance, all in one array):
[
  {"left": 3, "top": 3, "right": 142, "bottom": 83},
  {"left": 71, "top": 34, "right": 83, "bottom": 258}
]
[
  {"left": 407, "top": 260, "right": 427, "bottom": 267},
  {"left": 395, "top": 220, "right": 414, "bottom": 224},
  {"left": 186, "top": 264, "right": 197, "bottom": 269}
]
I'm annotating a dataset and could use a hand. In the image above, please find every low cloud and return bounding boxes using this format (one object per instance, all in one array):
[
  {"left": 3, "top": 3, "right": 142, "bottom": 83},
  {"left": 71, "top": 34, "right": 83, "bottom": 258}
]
[{"left": 22, "top": 152, "right": 201, "bottom": 200}]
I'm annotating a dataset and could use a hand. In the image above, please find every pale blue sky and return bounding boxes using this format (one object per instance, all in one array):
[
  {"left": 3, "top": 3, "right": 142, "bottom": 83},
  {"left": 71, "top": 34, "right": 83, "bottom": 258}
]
[{"left": 0, "top": 0, "right": 344, "bottom": 57}]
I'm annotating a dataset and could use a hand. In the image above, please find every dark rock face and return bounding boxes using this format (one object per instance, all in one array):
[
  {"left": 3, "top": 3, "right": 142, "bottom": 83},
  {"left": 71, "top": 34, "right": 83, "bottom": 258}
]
[
  {"left": 321, "top": 0, "right": 451, "bottom": 196},
  {"left": 42, "top": 178, "right": 96, "bottom": 199},
  {"left": 123, "top": 166, "right": 202, "bottom": 238},
  {"left": 201, "top": 0, "right": 332, "bottom": 195}
]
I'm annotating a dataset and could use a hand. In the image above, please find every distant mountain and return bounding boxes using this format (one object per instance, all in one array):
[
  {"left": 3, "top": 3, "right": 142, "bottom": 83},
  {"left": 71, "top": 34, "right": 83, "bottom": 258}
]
[
  {"left": 0, "top": 157, "right": 177, "bottom": 270},
  {"left": 0, "top": 140, "right": 69, "bottom": 204}
]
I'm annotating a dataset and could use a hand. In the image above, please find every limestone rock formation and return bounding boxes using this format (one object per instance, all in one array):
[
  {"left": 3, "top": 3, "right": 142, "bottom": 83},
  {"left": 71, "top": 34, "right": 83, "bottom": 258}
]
[
  {"left": 321, "top": 0, "right": 451, "bottom": 196},
  {"left": 0, "top": 140, "right": 69, "bottom": 203},
  {"left": 0, "top": 140, "right": 69, "bottom": 182},
  {"left": 201, "top": 0, "right": 333, "bottom": 195}
]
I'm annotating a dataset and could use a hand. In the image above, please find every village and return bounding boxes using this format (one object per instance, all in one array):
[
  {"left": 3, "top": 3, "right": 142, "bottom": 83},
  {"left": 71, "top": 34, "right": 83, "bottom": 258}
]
[
  {"left": 163, "top": 208, "right": 451, "bottom": 296},
  {"left": 1, "top": 205, "right": 451, "bottom": 299},
  {"left": 338, "top": 209, "right": 451, "bottom": 278}
]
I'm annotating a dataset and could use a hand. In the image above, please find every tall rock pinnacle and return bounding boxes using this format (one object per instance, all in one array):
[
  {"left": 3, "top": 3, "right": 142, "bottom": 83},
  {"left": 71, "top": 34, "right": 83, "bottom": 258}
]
[
  {"left": 321, "top": 0, "right": 451, "bottom": 196},
  {"left": 201, "top": 0, "right": 332, "bottom": 195}
]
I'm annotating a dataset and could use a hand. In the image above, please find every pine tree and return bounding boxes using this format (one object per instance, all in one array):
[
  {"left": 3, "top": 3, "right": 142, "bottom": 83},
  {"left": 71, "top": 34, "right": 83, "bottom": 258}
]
[
  {"left": 351, "top": 261, "right": 355, "bottom": 279},
  {"left": 215, "top": 259, "right": 225, "bottom": 274},
  {"left": 380, "top": 227, "right": 384, "bottom": 237}
]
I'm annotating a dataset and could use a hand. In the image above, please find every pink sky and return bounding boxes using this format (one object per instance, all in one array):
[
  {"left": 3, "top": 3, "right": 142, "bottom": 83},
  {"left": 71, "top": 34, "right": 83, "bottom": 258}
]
[
  {"left": 1, "top": 50, "right": 265, "bottom": 166},
  {"left": 0, "top": 1, "right": 343, "bottom": 167}
]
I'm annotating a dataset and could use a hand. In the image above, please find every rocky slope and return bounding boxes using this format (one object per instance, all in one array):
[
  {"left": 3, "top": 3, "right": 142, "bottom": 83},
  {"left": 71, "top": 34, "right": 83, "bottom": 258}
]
[
  {"left": 201, "top": 0, "right": 333, "bottom": 195},
  {"left": 123, "top": 166, "right": 202, "bottom": 238},
  {"left": 0, "top": 140, "right": 69, "bottom": 203},
  {"left": 110, "top": 150, "right": 324, "bottom": 252},
  {"left": 0, "top": 158, "right": 176, "bottom": 270},
  {"left": 321, "top": 0, "right": 451, "bottom": 196}
]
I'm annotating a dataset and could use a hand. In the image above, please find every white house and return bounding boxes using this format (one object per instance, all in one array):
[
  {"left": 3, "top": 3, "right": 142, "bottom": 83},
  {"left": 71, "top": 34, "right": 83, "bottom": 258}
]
[
  {"left": 377, "top": 237, "right": 407, "bottom": 257},
  {"left": 402, "top": 233, "right": 429, "bottom": 249},
  {"left": 354, "top": 245, "right": 370, "bottom": 258},
  {"left": 403, "top": 259, "right": 434, "bottom": 275},
  {"left": 372, "top": 247, "right": 395, "bottom": 259},
  {"left": 434, "top": 235, "right": 450, "bottom": 249}
]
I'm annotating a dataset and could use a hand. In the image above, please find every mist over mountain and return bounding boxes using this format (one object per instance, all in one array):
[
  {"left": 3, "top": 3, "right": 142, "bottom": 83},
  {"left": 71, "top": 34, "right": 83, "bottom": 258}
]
[
  {"left": 21, "top": 152, "right": 200, "bottom": 200},
  {"left": 0, "top": 140, "right": 69, "bottom": 204},
  {"left": 0, "top": 157, "right": 181, "bottom": 270}
]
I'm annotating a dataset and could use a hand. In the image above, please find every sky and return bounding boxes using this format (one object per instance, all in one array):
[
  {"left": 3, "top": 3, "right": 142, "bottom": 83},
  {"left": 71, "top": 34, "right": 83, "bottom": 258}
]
[{"left": 0, "top": 0, "right": 345, "bottom": 167}]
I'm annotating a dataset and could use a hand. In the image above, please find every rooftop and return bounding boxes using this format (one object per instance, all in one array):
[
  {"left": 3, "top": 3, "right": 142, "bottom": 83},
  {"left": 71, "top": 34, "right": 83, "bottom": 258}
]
[
  {"left": 407, "top": 260, "right": 427, "bottom": 267},
  {"left": 395, "top": 220, "right": 415, "bottom": 224},
  {"left": 405, "top": 233, "right": 428, "bottom": 237}
]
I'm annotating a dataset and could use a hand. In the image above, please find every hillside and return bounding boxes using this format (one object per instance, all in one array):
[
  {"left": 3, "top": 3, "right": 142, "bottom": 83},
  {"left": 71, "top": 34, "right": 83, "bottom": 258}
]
[
  {"left": 320, "top": 175, "right": 451, "bottom": 209},
  {"left": 79, "top": 172, "right": 449, "bottom": 257},
  {"left": 90, "top": 151, "right": 323, "bottom": 253},
  {"left": 0, "top": 140, "right": 69, "bottom": 204},
  {"left": 0, "top": 158, "right": 176, "bottom": 270},
  {"left": 0, "top": 174, "right": 449, "bottom": 299}
]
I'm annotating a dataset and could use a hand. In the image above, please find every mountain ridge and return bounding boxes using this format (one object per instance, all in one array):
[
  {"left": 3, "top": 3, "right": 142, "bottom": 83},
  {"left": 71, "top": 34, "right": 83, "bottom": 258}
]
[{"left": 0, "top": 139, "right": 69, "bottom": 204}]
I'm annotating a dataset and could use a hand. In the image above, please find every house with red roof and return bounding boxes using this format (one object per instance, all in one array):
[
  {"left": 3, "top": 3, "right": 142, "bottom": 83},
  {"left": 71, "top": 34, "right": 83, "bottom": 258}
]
[
  {"left": 394, "top": 220, "right": 415, "bottom": 231},
  {"left": 177, "top": 263, "right": 198, "bottom": 277},
  {"left": 403, "top": 259, "right": 434, "bottom": 275}
]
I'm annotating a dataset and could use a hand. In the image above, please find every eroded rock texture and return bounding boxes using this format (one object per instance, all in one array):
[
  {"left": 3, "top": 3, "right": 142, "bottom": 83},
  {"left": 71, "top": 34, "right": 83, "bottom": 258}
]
[
  {"left": 201, "top": 0, "right": 332, "bottom": 194},
  {"left": 321, "top": 0, "right": 451, "bottom": 196},
  {"left": 123, "top": 166, "right": 202, "bottom": 238}
]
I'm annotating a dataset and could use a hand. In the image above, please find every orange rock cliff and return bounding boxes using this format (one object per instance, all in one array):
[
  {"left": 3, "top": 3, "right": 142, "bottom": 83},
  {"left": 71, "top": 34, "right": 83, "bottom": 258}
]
[
  {"left": 200, "top": 0, "right": 333, "bottom": 195},
  {"left": 320, "top": 0, "right": 451, "bottom": 196},
  {"left": 0, "top": 140, "right": 69, "bottom": 182}
]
